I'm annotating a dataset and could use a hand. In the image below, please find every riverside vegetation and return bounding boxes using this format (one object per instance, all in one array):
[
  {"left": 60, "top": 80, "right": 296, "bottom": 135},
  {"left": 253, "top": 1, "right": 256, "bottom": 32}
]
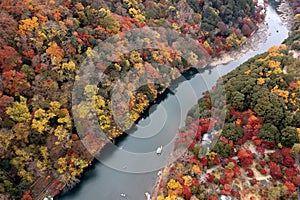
[
  {"left": 0, "top": 0, "right": 290, "bottom": 199},
  {"left": 155, "top": 1, "right": 300, "bottom": 199}
]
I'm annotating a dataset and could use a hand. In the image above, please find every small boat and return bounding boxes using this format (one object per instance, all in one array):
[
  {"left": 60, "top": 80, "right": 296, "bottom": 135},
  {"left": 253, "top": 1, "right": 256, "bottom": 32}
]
[
  {"left": 157, "top": 170, "right": 162, "bottom": 176},
  {"left": 156, "top": 146, "right": 162, "bottom": 155},
  {"left": 121, "top": 193, "right": 126, "bottom": 197},
  {"left": 145, "top": 192, "right": 151, "bottom": 200}
]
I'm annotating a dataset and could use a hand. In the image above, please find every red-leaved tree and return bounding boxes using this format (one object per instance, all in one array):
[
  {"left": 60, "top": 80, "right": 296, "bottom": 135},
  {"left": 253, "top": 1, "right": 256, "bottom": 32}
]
[
  {"left": 269, "top": 161, "right": 283, "bottom": 179},
  {"left": 21, "top": 190, "right": 32, "bottom": 200}
]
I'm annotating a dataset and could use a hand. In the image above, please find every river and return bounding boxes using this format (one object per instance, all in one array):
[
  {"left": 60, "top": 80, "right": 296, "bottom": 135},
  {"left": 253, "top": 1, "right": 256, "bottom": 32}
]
[{"left": 57, "top": 4, "right": 289, "bottom": 200}]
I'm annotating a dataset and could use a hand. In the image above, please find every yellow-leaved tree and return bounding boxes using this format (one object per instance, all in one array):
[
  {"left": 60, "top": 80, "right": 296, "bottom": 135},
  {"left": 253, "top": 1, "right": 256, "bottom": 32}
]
[{"left": 6, "top": 96, "right": 31, "bottom": 123}]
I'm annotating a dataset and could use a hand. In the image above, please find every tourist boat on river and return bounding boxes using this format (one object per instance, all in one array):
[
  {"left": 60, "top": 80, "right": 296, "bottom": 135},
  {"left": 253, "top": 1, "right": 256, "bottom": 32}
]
[{"left": 156, "top": 146, "right": 162, "bottom": 155}]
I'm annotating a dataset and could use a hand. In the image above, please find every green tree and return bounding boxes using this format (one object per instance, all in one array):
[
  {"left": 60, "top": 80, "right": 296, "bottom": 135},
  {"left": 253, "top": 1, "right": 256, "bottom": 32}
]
[
  {"left": 258, "top": 123, "right": 280, "bottom": 143},
  {"left": 251, "top": 89, "right": 285, "bottom": 126},
  {"left": 201, "top": 7, "right": 220, "bottom": 32},
  {"left": 99, "top": 15, "right": 120, "bottom": 33},
  {"left": 222, "top": 122, "right": 244, "bottom": 142},
  {"left": 231, "top": 91, "right": 245, "bottom": 110},
  {"left": 212, "top": 141, "right": 233, "bottom": 158},
  {"left": 0, "top": 170, "right": 16, "bottom": 196},
  {"left": 281, "top": 126, "right": 299, "bottom": 147}
]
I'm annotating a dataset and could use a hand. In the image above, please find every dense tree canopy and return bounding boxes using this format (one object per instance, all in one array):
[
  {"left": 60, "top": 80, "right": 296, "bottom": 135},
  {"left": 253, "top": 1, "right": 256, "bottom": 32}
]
[
  {"left": 0, "top": 0, "right": 296, "bottom": 199},
  {"left": 157, "top": 3, "right": 300, "bottom": 198}
]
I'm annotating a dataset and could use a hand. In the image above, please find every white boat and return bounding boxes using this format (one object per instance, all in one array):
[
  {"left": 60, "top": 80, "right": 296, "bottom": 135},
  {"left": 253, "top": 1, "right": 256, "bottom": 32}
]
[
  {"left": 121, "top": 193, "right": 126, "bottom": 197},
  {"left": 156, "top": 146, "right": 162, "bottom": 155},
  {"left": 157, "top": 170, "right": 162, "bottom": 176},
  {"left": 145, "top": 192, "right": 151, "bottom": 200}
]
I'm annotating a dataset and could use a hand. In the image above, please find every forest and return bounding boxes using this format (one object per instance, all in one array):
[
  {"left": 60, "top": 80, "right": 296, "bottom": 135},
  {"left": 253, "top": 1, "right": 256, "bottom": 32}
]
[
  {"left": 155, "top": 1, "right": 300, "bottom": 199},
  {"left": 0, "top": 0, "right": 292, "bottom": 199}
]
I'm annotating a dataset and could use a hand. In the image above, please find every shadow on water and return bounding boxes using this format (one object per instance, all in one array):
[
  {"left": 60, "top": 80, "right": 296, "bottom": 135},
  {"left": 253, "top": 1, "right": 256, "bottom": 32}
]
[
  {"left": 115, "top": 67, "right": 202, "bottom": 143},
  {"left": 56, "top": 160, "right": 99, "bottom": 198},
  {"left": 56, "top": 67, "right": 201, "bottom": 200}
]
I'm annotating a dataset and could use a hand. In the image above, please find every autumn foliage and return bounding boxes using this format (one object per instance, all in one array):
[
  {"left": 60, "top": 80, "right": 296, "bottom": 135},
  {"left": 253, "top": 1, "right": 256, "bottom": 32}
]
[
  {"left": 21, "top": 190, "right": 32, "bottom": 200},
  {"left": 0, "top": 0, "right": 299, "bottom": 199}
]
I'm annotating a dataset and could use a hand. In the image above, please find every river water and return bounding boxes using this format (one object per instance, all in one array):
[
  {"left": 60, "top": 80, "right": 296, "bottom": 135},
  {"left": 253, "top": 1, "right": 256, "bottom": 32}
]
[{"left": 57, "top": 4, "right": 289, "bottom": 200}]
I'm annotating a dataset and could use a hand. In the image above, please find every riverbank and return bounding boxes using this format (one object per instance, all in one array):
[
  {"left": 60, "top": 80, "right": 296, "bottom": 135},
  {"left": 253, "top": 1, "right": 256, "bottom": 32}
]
[
  {"left": 56, "top": 1, "right": 292, "bottom": 199},
  {"left": 210, "top": 0, "right": 293, "bottom": 67},
  {"left": 153, "top": 42, "right": 299, "bottom": 200},
  {"left": 209, "top": 20, "right": 268, "bottom": 67},
  {"left": 150, "top": 1, "right": 296, "bottom": 199}
]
